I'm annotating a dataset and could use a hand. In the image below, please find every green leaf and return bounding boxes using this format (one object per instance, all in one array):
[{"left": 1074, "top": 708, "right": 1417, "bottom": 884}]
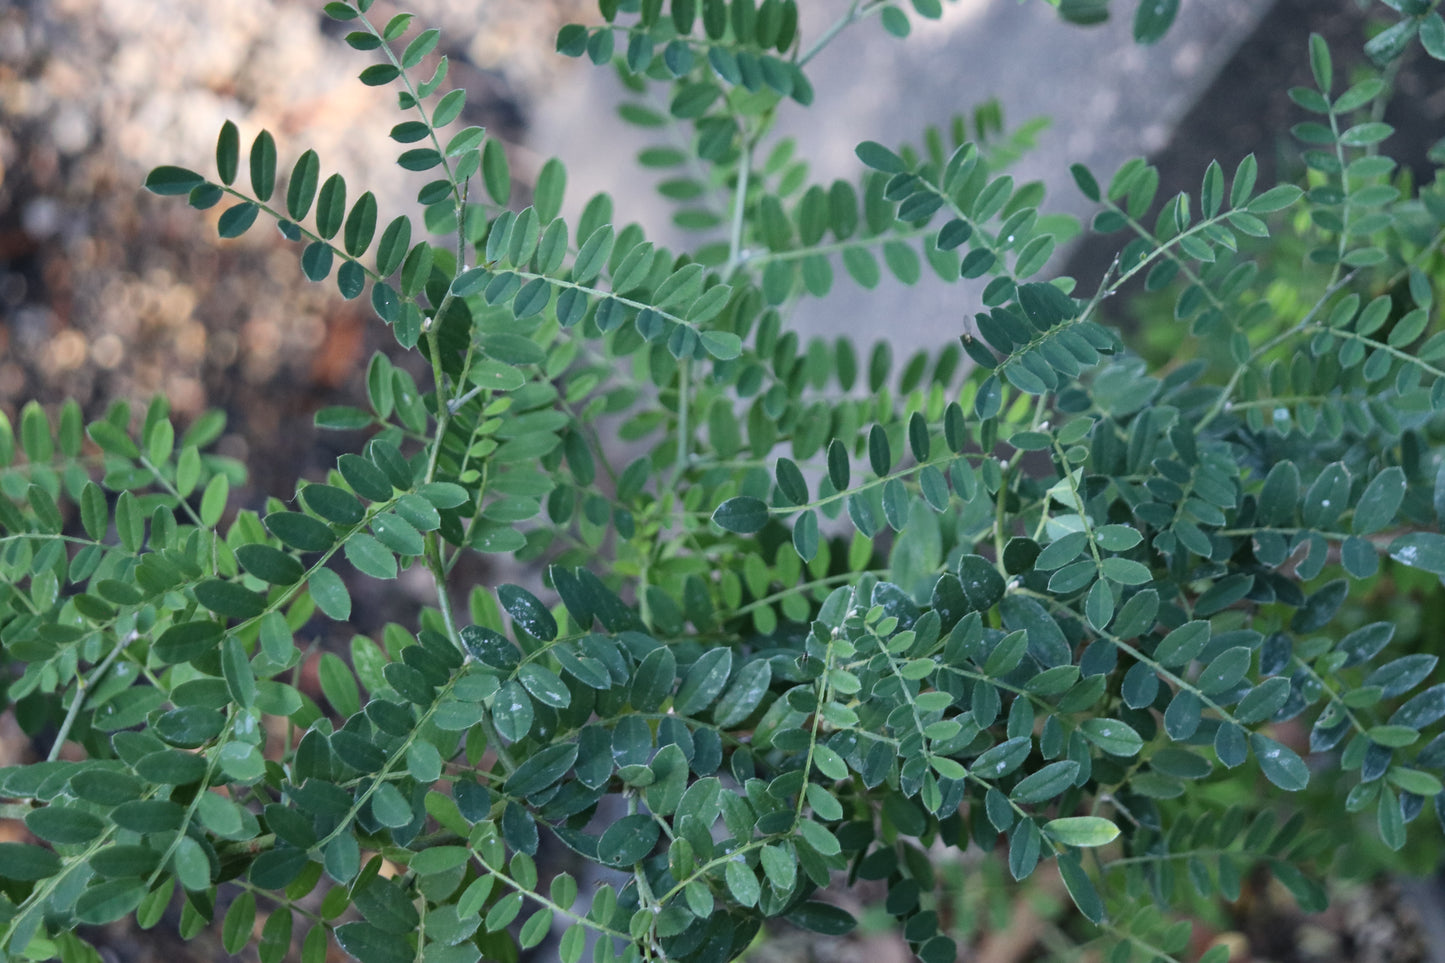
[
  {"left": 1305, "top": 31, "right": 1332, "bottom": 94},
  {"left": 786, "top": 902, "right": 856, "bottom": 936},
  {"left": 1421, "top": 12, "right": 1445, "bottom": 59},
  {"left": 482, "top": 138, "right": 510, "bottom": 204},
  {"left": 868, "top": 424, "right": 892, "bottom": 476},
  {"left": 1045, "top": 816, "right": 1120, "bottom": 847},
  {"left": 146, "top": 165, "right": 206, "bottom": 195},
  {"left": 713, "top": 496, "right": 769, "bottom": 534},
  {"left": 1246, "top": 185, "right": 1302, "bottom": 213},
  {"left": 344, "top": 533, "right": 398, "bottom": 580},
  {"left": 773, "top": 457, "right": 809, "bottom": 507},
  {"left": 1155, "top": 620, "right": 1209, "bottom": 667},
  {"left": 195, "top": 579, "right": 268, "bottom": 620},
  {"left": 236, "top": 544, "right": 305, "bottom": 585},
  {"left": 1352, "top": 467, "right": 1405, "bottom": 535},
  {"left": 498, "top": 584, "right": 558, "bottom": 641},
  {"left": 1251, "top": 734, "right": 1309, "bottom": 791},
  {"left": 518, "top": 663, "right": 571, "bottom": 708},
  {"left": 856, "top": 140, "right": 906, "bottom": 173},
  {"left": 715, "top": 659, "right": 772, "bottom": 727},
  {"left": 598, "top": 813, "right": 660, "bottom": 866},
  {"left": 26, "top": 806, "right": 106, "bottom": 845},
  {"left": 287, "top": 150, "right": 321, "bottom": 220},
  {"left": 359, "top": 63, "right": 401, "bottom": 86},
  {"left": 250, "top": 130, "right": 277, "bottom": 200},
  {"left": 335, "top": 922, "right": 414, "bottom": 963},
  {"left": 372, "top": 513, "right": 424, "bottom": 556},
  {"left": 218, "top": 202, "right": 260, "bottom": 238},
  {"left": 675, "top": 647, "right": 733, "bottom": 715},
  {"left": 699, "top": 330, "right": 742, "bottom": 359},
  {"left": 345, "top": 191, "right": 378, "bottom": 256},
  {"left": 1010, "top": 760, "right": 1080, "bottom": 804},
  {"left": 309, "top": 566, "right": 352, "bottom": 621},
  {"left": 1389, "top": 533, "right": 1445, "bottom": 575},
  {"left": 215, "top": 120, "right": 240, "bottom": 185},
  {"left": 1057, "top": 851, "right": 1105, "bottom": 923},
  {"left": 75, "top": 879, "right": 148, "bottom": 925},
  {"left": 506, "top": 743, "right": 578, "bottom": 798},
  {"left": 1080, "top": 718, "right": 1143, "bottom": 757},
  {"left": 1070, "top": 163, "right": 1100, "bottom": 201},
  {"left": 222, "top": 892, "right": 257, "bottom": 954},
  {"left": 1132, "top": 0, "right": 1178, "bottom": 44},
  {"left": 0, "top": 843, "right": 62, "bottom": 881}
]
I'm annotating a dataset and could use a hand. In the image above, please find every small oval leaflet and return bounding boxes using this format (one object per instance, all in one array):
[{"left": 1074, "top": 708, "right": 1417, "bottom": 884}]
[
  {"left": 1046, "top": 816, "right": 1121, "bottom": 847},
  {"left": 498, "top": 584, "right": 558, "bottom": 641},
  {"left": 597, "top": 813, "right": 661, "bottom": 866},
  {"left": 460, "top": 624, "right": 520, "bottom": 671}
]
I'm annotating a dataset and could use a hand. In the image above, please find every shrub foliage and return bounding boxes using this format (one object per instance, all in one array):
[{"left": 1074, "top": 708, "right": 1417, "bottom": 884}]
[{"left": 3, "top": 1, "right": 1445, "bottom": 962}]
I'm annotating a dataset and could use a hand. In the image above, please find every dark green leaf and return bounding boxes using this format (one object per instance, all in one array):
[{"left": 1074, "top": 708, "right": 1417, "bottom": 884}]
[
  {"left": 1057, "top": 851, "right": 1104, "bottom": 923},
  {"left": 26, "top": 806, "right": 106, "bottom": 845},
  {"left": 0, "top": 843, "right": 61, "bottom": 881},
  {"left": 194, "top": 579, "right": 268, "bottom": 619},
  {"left": 249, "top": 130, "right": 276, "bottom": 200},
  {"left": 675, "top": 648, "right": 733, "bottom": 715},
  {"left": 236, "top": 544, "right": 305, "bottom": 585},
  {"left": 597, "top": 813, "right": 660, "bottom": 866},
  {"left": 713, "top": 496, "right": 769, "bottom": 534},
  {"left": 1388, "top": 533, "right": 1445, "bottom": 575},
  {"left": 266, "top": 511, "right": 336, "bottom": 552},
  {"left": 335, "top": 922, "right": 414, "bottom": 963},
  {"left": 506, "top": 744, "right": 578, "bottom": 798},
  {"left": 1251, "top": 734, "right": 1309, "bottom": 791},
  {"left": 146, "top": 165, "right": 206, "bottom": 195},
  {"left": 1010, "top": 760, "right": 1080, "bottom": 804},
  {"left": 855, "top": 140, "right": 906, "bottom": 174},
  {"left": 1132, "top": 0, "right": 1178, "bottom": 44},
  {"left": 218, "top": 202, "right": 259, "bottom": 238}
]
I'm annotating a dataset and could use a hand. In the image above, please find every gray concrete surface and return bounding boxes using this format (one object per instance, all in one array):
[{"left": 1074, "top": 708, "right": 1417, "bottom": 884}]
[{"left": 530, "top": 0, "right": 1274, "bottom": 361}]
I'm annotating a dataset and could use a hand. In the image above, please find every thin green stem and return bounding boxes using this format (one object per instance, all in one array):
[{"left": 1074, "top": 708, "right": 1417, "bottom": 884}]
[
  {"left": 1195, "top": 269, "right": 1357, "bottom": 431},
  {"left": 45, "top": 635, "right": 130, "bottom": 761},
  {"left": 725, "top": 138, "right": 754, "bottom": 278},
  {"left": 798, "top": 0, "right": 886, "bottom": 67}
]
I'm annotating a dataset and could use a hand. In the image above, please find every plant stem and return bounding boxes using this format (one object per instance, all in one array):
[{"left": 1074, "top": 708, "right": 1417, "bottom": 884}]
[
  {"left": 47, "top": 636, "right": 129, "bottom": 761},
  {"left": 671, "top": 358, "right": 691, "bottom": 489},
  {"left": 798, "top": 0, "right": 883, "bottom": 68},
  {"left": 724, "top": 137, "right": 753, "bottom": 279}
]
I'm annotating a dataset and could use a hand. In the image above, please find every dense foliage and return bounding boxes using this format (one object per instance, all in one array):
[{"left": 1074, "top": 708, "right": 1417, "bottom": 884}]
[{"left": 4, "top": 1, "right": 1445, "bottom": 961}]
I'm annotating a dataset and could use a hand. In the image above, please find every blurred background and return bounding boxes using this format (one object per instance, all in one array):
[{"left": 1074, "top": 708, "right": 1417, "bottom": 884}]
[{"left": 3, "top": 0, "right": 1445, "bottom": 959}]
